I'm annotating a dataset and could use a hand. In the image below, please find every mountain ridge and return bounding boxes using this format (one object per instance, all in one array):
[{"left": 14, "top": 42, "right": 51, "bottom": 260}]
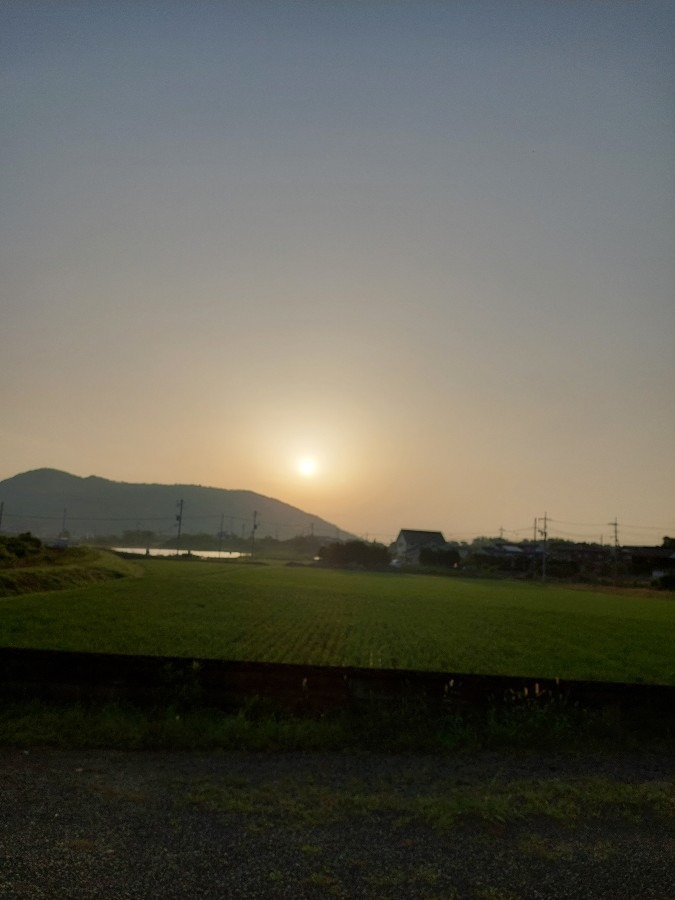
[{"left": 0, "top": 469, "right": 354, "bottom": 542}]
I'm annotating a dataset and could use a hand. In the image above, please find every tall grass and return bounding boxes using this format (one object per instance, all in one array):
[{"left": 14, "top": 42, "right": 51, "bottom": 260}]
[{"left": 1, "top": 693, "right": 670, "bottom": 754}]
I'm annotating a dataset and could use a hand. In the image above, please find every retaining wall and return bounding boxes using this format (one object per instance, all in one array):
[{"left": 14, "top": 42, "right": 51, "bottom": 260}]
[{"left": 2, "top": 647, "right": 674, "bottom": 715}]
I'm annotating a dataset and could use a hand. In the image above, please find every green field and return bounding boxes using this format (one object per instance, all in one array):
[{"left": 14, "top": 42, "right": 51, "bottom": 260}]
[{"left": 1, "top": 555, "right": 673, "bottom": 685}]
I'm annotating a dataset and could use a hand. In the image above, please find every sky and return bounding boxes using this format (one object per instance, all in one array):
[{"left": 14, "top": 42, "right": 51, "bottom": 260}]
[{"left": 1, "top": 0, "right": 674, "bottom": 546}]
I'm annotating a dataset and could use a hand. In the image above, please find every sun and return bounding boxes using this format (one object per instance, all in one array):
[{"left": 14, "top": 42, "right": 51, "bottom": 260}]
[{"left": 297, "top": 456, "right": 318, "bottom": 478}]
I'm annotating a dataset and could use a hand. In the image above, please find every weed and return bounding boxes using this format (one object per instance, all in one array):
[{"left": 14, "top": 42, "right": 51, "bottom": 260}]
[
  {"left": 305, "top": 870, "right": 344, "bottom": 895},
  {"left": 589, "top": 840, "right": 617, "bottom": 860},
  {"left": 473, "top": 888, "right": 523, "bottom": 900},
  {"left": 415, "top": 864, "right": 441, "bottom": 884},
  {"left": 364, "top": 868, "right": 407, "bottom": 888},
  {"left": 62, "top": 838, "right": 97, "bottom": 852}
]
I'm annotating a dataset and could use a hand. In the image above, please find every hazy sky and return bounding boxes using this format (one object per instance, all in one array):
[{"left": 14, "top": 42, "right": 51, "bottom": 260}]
[{"left": 2, "top": 1, "right": 674, "bottom": 545}]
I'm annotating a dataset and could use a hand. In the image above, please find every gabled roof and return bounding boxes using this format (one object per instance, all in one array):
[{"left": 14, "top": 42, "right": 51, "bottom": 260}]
[{"left": 397, "top": 529, "right": 446, "bottom": 546}]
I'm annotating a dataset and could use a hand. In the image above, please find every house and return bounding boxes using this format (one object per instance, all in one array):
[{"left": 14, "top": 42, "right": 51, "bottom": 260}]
[
  {"left": 468, "top": 541, "right": 531, "bottom": 573},
  {"left": 622, "top": 546, "right": 675, "bottom": 579},
  {"left": 394, "top": 529, "right": 448, "bottom": 565}
]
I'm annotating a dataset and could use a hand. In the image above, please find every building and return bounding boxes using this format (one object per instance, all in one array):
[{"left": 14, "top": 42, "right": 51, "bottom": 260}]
[{"left": 394, "top": 529, "right": 448, "bottom": 565}]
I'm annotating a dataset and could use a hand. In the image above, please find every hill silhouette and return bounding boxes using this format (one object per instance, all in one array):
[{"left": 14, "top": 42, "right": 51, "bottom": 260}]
[{"left": 0, "top": 469, "right": 353, "bottom": 543}]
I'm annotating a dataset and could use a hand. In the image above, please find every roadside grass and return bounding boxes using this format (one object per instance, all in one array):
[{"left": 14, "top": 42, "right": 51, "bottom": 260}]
[
  {"left": 179, "top": 771, "right": 673, "bottom": 833},
  {"left": 173, "top": 764, "right": 673, "bottom": 900},
  {"left": 517, "top": 834, "right": 615, "bottom": 862},
  {"left": 1, "top": 559, "right": 673, "bottom": 684},
  {"left": 0, "top": 693, "right": 671, "bottom": 754},
  {"left": 0, "top": 699, "right": 349, "bottom": 753}
]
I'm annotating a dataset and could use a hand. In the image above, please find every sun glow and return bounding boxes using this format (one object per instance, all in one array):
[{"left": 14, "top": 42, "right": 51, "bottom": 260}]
[{"left": 297, "top": 456, "right": 318, "bottom": 478}]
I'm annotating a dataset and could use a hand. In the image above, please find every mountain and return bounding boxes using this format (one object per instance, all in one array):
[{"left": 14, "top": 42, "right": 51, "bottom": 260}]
[{"left": 0, "top": 469, "right": 352, "bottom": 542}]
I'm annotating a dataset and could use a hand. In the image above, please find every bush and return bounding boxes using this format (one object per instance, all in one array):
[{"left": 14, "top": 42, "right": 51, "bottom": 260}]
[
  {"left": 318, "top": 539, "right": 390, "bottom": 568},
  {"left": 419, "top": 547, "right": 461, "bottom": 568},
  {"left": 655, "top": 572, "right": 675, "bottom": 590},
  {"left": 0, "top": 532, "right": 43, "bottom": 565}
]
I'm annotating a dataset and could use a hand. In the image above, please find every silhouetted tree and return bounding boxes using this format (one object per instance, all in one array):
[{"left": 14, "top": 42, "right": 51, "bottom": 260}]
[
  {"left": 318, "top": 540, "right": 390, "bottom": 568},
  {"left": 419, "top": 547, "right": 460, "bottom": 568}
]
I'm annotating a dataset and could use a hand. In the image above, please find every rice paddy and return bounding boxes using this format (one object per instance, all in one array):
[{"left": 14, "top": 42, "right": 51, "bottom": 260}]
[{"left": 1, "top": 557, "right": 673, "bottom": 684}]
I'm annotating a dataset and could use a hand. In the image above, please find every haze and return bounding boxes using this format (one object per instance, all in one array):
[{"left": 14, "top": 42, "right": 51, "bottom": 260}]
[{"left": 1, "top": 1, "right": 673, "bottom": 545}]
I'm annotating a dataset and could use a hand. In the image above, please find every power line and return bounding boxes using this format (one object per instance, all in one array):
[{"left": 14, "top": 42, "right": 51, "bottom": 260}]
[
  {"left": 548, "top": 517, "right": 610, "bottom": 528},
  {"left": 622, "top": 522, "right": 675, "bottom": 531},
  {"left": 548, "top": 527, "right": 605, "bottom": 540},
  {"left": 1, "top": 501, "right": 672, "bottom": 546}
]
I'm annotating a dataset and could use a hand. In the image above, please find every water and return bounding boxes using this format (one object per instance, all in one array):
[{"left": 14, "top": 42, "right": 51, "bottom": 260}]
[{"left": 112, "top": 547, "right": 248, "bottom": 559}]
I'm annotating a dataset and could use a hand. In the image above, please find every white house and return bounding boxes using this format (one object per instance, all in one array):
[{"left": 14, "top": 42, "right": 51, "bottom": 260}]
[{"left": 394, "top": 529, "right": 448, "bottom": 565}]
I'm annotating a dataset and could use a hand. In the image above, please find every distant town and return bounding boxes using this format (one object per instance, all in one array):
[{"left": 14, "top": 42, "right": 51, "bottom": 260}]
[{"left": 1, "top": 469, "right": 673, "bottom": 588}]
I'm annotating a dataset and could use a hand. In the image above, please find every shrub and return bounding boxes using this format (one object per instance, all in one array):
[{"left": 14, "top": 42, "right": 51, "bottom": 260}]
[
  {"left": 0, "top": 532, "right": 43, "bottom": 564},
  {"left": 318, "top": 540, "right": 390, "bottom": 568}
]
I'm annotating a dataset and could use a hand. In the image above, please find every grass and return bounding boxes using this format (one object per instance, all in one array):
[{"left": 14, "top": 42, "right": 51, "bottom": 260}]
[
  {"left": 177, "top": 761, "right": 673, "bottom": 900},
  {"left": 0, "top": 548, "right": 141, "bottom": 596},
  {"left": 179, "top": 772, "right": 674, "bottom": 831},
  {"left": 0, "top": 691, "right": 671, "bottom": 753},
  {"left": 1, "top": 558, "right": 674, "bottom": 684}
]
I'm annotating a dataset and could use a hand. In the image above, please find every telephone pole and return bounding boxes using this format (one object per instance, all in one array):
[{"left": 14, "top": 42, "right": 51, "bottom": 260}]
[
  {"left": 218, "top": 513, "right": 225, "bottom": 558},
  {"left": 251, "top": 510, "right": 258, "bottom": 556},
  {"left": 176, "top": 499, "right": 184, "bottom": 556},
  {"left": 608, "top": 517, "right": 620, "bottom": 584},
  {"left": 538, "top": 512, "right": 548, "bottom": 582}
]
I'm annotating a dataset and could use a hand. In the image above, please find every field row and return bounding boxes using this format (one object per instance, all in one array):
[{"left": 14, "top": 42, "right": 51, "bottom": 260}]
[{"left": 0, "top": 558, "right": 673, "bottom": 684}]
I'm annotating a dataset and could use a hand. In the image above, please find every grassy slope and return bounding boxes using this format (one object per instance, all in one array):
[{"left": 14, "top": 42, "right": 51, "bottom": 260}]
[
  {"left": 0, "top": 548, "right": 141, "bottom": 596},
  {"left": 0, "top": 560, "right": 673, "bottom": 684}
]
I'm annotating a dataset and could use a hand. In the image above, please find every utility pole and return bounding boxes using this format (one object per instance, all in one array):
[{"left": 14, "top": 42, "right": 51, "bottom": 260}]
[
  {"left": 251, "top": 510, "right": 258, "bottom": 556},
  {"left": 176, "top": 499, "right": 184, "bottom": 556},
  {"left": 609, "top": 518, "right": 619, "bottom": 550},
  {"left": 538, "top": 512, "right": 548, "bottom": 582},
  {"left": 219, "top": 513, "right": 225, "bottom": 558},
  {"left": 608, "top": 517, "right": 620, "bottom": 584}
]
